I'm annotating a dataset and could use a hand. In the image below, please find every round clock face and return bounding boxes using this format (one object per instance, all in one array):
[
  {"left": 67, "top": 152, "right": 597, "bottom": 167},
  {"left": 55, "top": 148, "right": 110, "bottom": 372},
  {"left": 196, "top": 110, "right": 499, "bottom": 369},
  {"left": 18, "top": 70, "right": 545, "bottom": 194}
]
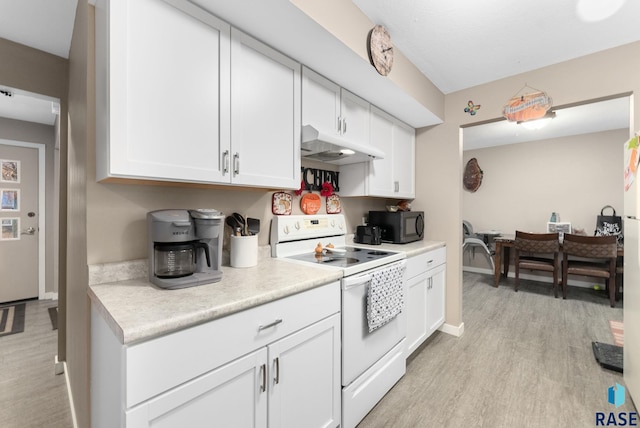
[{"left": 368, "top": 25, "right": 393, "bottom": 76}]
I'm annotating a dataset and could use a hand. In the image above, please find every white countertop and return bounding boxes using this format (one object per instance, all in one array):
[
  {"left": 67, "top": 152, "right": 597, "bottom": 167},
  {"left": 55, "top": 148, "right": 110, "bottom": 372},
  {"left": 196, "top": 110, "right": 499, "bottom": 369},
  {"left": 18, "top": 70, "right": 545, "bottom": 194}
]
[{"left": 88, "top": 239, "right": 445, "bottom": 345}]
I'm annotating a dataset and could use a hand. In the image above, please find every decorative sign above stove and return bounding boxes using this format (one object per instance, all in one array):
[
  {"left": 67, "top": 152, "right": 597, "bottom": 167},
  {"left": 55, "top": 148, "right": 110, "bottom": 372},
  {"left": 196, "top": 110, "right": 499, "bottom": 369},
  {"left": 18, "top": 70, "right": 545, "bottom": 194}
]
[{"left": 301, "top": 167, "right": 339, "bottom": 192}]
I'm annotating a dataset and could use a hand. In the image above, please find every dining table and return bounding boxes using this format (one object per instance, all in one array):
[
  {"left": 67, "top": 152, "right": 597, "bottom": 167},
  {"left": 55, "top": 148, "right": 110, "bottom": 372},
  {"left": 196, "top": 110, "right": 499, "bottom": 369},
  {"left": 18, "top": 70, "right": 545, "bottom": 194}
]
[{"left": 492, "top": 234, "right": 624, "bottom": 288}]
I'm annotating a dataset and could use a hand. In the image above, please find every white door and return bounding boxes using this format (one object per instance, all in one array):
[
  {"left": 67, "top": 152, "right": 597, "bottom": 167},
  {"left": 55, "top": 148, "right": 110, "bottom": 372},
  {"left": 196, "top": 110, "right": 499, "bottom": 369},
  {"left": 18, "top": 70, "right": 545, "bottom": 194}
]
[
  {"left": 126, "top": 347, "right": 268, "bottom": 428},
  {"left": 230, "top": 28, "right": 301, "bottom": 189},
  {"left": 0, "top": 143, "right": 39, "bottom": 303},
  {"left": 268, "top": 314, "right": 341, "bottom": 428}
]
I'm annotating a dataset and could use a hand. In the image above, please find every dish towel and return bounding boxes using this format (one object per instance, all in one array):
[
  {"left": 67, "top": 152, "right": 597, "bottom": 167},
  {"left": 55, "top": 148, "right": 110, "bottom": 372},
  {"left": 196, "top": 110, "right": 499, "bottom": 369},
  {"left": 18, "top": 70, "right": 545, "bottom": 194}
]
[{"left": 366, "top": 263, "right": 406, "bottom": 333}]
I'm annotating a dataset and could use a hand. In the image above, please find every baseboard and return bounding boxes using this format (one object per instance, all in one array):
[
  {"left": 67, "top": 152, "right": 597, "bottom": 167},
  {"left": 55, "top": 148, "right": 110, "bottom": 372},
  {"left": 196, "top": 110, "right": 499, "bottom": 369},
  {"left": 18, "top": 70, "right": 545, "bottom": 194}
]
[
  {"left": 439, "top": 322, "right": 464, "bottom": 337},
  {"left": 42, "top": 292, "right": 59, "bottom": 300},
  {"left": 462, "top": 266, "right": 602, "bottom": 289},
  {"left": 57, "top": 358, "right": 78, "bottom": 428}
]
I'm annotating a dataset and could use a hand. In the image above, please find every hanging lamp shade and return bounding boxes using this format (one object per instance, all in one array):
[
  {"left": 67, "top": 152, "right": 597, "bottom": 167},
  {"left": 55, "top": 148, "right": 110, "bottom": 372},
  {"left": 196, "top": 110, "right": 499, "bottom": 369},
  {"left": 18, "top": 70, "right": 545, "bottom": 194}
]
[{"left": 503, "top": 88, "right": 552, "bottom": 122}]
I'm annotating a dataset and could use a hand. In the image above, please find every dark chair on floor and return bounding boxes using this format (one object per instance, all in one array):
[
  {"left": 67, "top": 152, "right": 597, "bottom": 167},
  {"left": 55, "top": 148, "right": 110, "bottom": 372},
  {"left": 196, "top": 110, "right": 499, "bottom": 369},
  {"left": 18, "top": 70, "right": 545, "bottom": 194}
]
[
  {"left": 561, "top": 233, "right": 618, "bottom": 307},
  {"left": 514, "top": 231, "right": 560, "bottom": 296}
]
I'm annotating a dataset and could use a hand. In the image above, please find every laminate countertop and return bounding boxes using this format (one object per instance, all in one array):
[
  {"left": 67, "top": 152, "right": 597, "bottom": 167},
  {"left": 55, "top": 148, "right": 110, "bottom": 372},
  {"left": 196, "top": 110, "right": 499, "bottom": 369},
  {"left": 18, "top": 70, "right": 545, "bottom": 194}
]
[{"left": 88, "top": 239, "right": 445, "bottom": 345}]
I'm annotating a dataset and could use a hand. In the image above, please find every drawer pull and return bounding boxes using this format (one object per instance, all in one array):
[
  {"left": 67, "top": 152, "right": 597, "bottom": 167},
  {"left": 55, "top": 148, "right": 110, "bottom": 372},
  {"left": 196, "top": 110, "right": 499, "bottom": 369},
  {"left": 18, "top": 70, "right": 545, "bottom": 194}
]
[
  {"left": 259, "top": 364, "right": 266, "bottom": 393},
  {"left": 258, "top": 318, "right": 283, "bottom": 331},
  {"left": 274, "top": 357, "right": 280, "bottom": 384}
]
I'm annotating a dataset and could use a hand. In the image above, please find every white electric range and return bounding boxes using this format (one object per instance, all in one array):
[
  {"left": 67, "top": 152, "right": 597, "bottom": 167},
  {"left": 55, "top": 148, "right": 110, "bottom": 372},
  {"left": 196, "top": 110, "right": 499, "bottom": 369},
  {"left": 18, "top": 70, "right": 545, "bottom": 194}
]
[{"left": 271, "top": 214, "right": 408, "bottom": 428}]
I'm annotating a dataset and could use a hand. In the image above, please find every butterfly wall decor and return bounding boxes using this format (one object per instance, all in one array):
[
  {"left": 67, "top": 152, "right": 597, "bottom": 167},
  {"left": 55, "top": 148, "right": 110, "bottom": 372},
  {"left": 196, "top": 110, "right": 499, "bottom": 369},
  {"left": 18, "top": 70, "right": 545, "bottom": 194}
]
[{"left": 464, "top": 100, "right": 481, "bottom": 115}]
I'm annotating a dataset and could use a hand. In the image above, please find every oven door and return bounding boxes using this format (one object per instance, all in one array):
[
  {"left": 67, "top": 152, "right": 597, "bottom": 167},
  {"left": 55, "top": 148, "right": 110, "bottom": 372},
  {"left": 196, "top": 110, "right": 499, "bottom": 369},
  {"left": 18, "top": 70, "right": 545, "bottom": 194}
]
[{"left": 341, "top": 260, "right": 407, "bottom": 386}]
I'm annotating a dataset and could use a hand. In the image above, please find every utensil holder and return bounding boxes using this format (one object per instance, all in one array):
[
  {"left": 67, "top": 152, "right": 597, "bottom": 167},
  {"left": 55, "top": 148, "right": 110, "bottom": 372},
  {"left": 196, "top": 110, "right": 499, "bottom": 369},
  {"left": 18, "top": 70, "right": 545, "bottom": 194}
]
[{"left": 230, "top": 234, "right": 258, "bottom": 268}]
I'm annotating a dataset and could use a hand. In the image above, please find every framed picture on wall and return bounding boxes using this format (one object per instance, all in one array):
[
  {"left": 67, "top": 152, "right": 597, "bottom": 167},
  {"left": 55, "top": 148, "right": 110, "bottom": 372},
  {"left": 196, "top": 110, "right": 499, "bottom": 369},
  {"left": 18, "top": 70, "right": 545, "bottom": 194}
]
[
  {"left": 1, "top": 218, "right": 19, "bottom": 240},
  {"left": 1, "top": 189, "right": 19, "bottom": 211},
  {"left": 1, "top": 160, "right": 20, "bottom": 183}
]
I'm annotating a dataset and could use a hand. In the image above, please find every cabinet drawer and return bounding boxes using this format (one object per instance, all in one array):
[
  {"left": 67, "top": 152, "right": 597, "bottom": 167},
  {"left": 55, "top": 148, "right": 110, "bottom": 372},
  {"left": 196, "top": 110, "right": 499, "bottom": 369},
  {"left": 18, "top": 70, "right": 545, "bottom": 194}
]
[
  {"left": 125, "top": 281, "right": 340, "bottom": 408},
  {"left": 406, "top": 247, "right": 446, "bottom": 279}
]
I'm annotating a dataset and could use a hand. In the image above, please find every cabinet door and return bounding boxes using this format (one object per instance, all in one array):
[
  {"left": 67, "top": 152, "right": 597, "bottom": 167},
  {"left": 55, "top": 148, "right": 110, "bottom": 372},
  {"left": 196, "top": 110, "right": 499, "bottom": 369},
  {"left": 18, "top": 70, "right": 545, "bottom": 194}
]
[
  {"left": 340, "top": 89, "right": 370, "bottom": 144},
  {"left": 126, "top": 348, "right": 268, "bottom": 428},
  {"left": 426, "top": 264, "right": 446, "bottom": 337},
  {"left": 97, "top": 0, "right": 231, "bottom": 182},
  {"left": 302, "top": 67, "right": 341, "bottom": 136},
  {"left": 393, "top": 121, "right": 416, "bottom": 198},
  {"left": 367, "top": 106, "right": 395, "bottom": 196},
  {"left": 268, "top": 314, "right": 341, "bottom": 428},
  {"left": 230, "top": 29, "right": 301, "bottom": 189},
  {"left": 405, "top": 271, "right": 429, "bottom": 356}
]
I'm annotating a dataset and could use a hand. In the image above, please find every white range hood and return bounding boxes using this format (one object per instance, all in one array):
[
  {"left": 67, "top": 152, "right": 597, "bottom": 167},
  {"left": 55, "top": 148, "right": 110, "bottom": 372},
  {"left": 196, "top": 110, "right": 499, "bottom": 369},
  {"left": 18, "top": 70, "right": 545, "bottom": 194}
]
[{"left": 301, "top": 125, "right": 385, "bottom": 165}]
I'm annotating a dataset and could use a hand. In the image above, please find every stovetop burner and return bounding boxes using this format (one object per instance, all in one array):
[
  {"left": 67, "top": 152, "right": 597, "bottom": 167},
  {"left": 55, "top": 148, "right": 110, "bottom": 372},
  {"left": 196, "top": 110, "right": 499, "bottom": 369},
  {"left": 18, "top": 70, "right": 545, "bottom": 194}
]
[
  {"left": 286, "top": 246, "right": 395, "bottom": 269},
  {"left": 271, "top": 214, "right": 406, "bottom": 275}
]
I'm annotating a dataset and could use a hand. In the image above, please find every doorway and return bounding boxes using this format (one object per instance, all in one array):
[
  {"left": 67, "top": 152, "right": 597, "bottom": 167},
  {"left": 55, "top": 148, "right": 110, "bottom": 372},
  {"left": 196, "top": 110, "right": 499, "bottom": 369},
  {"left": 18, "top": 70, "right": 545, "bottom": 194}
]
[
  {"left": 0, "top": 141, "right": 45, "bottom": 302},
  {"left": 461, "top": 94, "right": 632, "bottom": 282}
]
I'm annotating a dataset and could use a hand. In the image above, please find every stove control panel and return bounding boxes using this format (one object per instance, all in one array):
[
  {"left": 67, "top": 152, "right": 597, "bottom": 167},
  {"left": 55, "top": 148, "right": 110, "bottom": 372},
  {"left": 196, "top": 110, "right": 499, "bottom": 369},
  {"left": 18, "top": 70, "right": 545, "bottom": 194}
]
[{"left": 271, "top": 214, "right": 346, "bottom": 244}]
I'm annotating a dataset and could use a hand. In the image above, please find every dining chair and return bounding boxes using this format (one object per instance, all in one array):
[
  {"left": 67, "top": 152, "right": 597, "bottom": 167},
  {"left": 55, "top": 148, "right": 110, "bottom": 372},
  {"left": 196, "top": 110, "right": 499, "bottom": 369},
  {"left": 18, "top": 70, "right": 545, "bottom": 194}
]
[
  {"left": 561, "top": 233, "right": 618, "bottom": 307},
  {"left": 462, "top": 220, "right": 495, "bottom": 271},
  {"left": 514, "top": 231, "right": 560, "bottom": 296}
]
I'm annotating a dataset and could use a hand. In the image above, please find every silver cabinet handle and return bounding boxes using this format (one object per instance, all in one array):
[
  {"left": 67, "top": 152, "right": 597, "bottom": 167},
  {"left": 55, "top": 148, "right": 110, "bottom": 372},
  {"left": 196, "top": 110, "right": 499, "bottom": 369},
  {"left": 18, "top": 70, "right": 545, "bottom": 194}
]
[
  {"left": 21, "top": 227, "right": 36, "bottom": 235},
  {"left": 233, "top": 152, "right": 240, "bottom": 175},
  {"left": 394, "top": 181, "right": 399, "bottom": 192},
  {"left": 274, "top": 357, "right": 280, "bottom": 384},
  {"left": 343, "top": 118, "right": 347, "bottom": 134},
  {"left": 258, "top": 318, "right": 283, "bottom": 331},
  {"left": 259, "top": 363, "right": 266, "bottom": 392},
  {"left": 222, "top": 150, "right": 230, "bottom": 174},
  {"left": 338, "top": 117, "right": 342, "bottom": 134}
]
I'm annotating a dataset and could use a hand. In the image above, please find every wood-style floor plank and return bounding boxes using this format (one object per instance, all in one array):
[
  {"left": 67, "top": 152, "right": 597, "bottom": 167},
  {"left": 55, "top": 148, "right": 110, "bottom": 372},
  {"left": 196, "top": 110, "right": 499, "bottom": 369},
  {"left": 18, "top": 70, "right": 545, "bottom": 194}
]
[
  {"left": 358, "top": 273, "right": 637, "bottom": 428},
  {"left": 0, "top": 300, "right": 72, "bottom": 428}
]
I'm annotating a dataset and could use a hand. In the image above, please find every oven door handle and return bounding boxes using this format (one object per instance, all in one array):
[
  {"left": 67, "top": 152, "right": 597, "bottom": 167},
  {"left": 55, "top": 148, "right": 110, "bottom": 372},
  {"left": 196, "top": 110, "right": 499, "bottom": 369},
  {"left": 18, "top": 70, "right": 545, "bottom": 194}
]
[{"left": 342, "top": 274, "right": 372, "bottom": 290}]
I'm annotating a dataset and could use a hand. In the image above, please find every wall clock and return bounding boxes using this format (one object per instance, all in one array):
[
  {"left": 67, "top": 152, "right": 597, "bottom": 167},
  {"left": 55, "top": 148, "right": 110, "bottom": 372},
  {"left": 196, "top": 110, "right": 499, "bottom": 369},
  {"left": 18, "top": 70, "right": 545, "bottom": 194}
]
[{"left": 368, "top": 25, "right": 393, "bottom": 76}]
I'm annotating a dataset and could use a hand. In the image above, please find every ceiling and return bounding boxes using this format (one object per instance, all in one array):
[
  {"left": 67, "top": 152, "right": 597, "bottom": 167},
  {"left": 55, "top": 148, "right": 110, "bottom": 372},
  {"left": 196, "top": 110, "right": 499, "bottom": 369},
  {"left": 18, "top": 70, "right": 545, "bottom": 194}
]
[
  {"left": 462, "top": 96, "right": 630, "bottom": 151},
  {"left": 353, "top": 0, "right": 640, "bottom": 94},
  {"left": 0, "top": 0, "right": 637, "bottom": 141},
  {"left": 0, "top": 0, "right": 77, "bottom": 126}
]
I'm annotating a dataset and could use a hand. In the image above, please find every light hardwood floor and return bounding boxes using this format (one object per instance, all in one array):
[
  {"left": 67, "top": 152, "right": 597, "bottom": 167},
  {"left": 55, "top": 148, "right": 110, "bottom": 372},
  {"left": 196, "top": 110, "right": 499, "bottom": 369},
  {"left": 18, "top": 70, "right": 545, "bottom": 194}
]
[
  {"left": 359, "top": 273, "right": 637, "bottom": 427},
  {"left": 0, "top": 299, "right": 72, "bottom": 428}
]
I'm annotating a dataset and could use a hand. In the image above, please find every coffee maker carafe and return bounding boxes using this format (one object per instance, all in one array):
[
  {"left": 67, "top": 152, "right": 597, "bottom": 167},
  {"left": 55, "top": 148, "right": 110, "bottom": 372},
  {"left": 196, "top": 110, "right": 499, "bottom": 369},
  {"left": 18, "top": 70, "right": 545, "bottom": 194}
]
[{"left": 147, "top": 209, "right": 225, "bottom": 289}]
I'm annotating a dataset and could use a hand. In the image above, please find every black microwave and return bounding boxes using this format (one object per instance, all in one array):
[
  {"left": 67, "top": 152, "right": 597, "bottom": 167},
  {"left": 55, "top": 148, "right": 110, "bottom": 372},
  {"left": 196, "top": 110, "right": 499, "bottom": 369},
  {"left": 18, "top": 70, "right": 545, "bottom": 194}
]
[{"left": 368, "top": 211, "right": 424, "bottom": 244}]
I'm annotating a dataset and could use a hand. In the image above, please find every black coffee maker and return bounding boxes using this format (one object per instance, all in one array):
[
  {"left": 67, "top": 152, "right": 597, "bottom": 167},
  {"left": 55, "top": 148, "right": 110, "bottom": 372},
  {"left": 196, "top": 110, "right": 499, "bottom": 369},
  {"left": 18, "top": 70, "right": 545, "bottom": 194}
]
[{"left": 147, "top": 209, "right": 225, "bottom": 289}]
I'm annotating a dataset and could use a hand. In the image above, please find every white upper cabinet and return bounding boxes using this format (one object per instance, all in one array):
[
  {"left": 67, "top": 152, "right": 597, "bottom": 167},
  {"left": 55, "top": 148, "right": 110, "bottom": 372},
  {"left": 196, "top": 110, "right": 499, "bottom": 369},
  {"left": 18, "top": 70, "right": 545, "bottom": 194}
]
[
  {"left": 95, "top": 0, "right": 300, "bottom": 189},
  {"left": 95, "top": 0, "right": 231, "bottom": 183},
  {"left": 302, "top": 67, "right": 370, "bottom": 145},
  {"left": 230, "top": 29, "right": 301, "bottom": 189},
  {"left": 340, "top": 106, "right": 416, "bottom": 198}
]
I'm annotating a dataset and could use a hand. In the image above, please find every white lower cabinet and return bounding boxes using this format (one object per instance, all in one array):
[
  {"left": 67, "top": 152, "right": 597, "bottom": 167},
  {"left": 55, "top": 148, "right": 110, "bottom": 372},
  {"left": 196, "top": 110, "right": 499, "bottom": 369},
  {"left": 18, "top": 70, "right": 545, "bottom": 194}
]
[
  {"left": 405, "top": 247, "right": 446, "bottom": 356},
  {"left": 91, "top": 282, "right": 341, "bottom": 428}
]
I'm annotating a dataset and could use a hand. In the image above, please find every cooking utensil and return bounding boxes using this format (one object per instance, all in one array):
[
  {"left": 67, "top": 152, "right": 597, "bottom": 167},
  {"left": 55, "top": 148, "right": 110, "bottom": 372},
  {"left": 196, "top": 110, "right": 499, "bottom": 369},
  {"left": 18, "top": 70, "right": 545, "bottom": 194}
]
[
  {"left": 323, "top": 247, "right": 346, "bottom": 254},
  {"left": 232, "top": 212, "right": 247, "bottom": 235},
  {"left": 225, "top": 215, "right": 243, "bottom": 235},
  {"left": 247, "top": 218, "right": 260, "bottom": 236}
]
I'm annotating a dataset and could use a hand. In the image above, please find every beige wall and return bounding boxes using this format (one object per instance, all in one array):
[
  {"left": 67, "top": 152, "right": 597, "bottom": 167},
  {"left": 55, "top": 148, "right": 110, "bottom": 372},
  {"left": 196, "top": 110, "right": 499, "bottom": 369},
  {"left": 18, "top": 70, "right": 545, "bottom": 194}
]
[
  {"left": 0, "top": 117, "right": 59, "bottom": 295},
  {"left": 67, "top": 1, "right": 90, "bottom": 425},
  {"left": 463, "top": 129, "right": 627, "bottom": 238}
]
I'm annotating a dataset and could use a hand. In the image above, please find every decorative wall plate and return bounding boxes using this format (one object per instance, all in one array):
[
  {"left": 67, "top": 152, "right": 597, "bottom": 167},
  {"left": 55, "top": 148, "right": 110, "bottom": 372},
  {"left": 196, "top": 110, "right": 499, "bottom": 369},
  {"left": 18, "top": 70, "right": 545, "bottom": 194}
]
[
  {"left": 326, "top": 194, "right": 341, "bottom": 214},
  {"left": 301, "top": 193, "right": 321, "bottom": 215},
  {"left": 272, "top": 192, "right": 292, "bottom": 215},
  {"left": 463, "top": 158, "right": 483, "bottom": 192}
]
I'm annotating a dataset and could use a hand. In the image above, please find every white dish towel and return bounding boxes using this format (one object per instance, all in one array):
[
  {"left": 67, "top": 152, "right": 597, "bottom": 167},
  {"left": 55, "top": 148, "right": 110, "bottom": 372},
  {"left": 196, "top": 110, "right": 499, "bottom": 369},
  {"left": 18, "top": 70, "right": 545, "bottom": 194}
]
[{"left": 366, "top": 263, "right": 406, "bottom": 333}]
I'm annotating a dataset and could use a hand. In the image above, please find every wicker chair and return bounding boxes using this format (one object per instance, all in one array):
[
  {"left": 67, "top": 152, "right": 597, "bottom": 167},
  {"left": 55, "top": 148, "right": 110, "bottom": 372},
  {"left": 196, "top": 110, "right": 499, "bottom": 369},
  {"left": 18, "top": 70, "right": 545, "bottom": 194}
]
[
  {"left": 514, "top": 231, "right": 560, "bottom": 296},
  {"left": 561, "top": 233, "right": 618, "bottom": 307}
]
